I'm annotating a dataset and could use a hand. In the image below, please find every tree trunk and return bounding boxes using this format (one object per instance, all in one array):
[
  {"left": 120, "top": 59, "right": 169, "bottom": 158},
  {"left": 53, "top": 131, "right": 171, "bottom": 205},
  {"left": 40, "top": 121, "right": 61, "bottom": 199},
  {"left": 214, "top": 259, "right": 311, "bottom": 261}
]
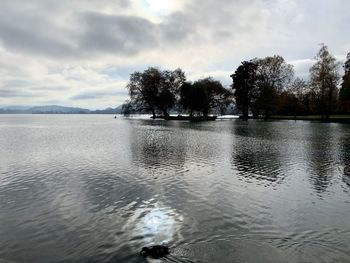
[
  {"left": 325, "top": 86, "right": 333, "bottom": 121},
  {"left": 163, "top": 109, "right": 169, "bottom": 119},
  {"left": 242, "top": 106, "right": 248, "bottom": 121},
  {"left": 264, "top": 109, "right": 269, "bottom": 120}
]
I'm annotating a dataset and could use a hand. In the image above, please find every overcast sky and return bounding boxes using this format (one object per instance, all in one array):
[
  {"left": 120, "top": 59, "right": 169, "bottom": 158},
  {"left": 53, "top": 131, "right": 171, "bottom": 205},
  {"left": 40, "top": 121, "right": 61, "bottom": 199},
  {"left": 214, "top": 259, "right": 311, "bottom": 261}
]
[{"left": 0, "top": 0, "right": 349, "bottom": 109}]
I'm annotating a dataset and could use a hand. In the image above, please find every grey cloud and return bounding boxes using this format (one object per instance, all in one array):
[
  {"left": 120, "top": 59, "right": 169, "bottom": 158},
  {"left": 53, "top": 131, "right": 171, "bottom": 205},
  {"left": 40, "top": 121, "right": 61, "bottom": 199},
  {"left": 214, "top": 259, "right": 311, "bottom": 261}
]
[
  {"left": 2, "top": 79, "right": 33, "bottom": 88},
  {"left": 0, "top": 0, "right": 134, "bottom": 58},
  {"left": 1, "top": 79, "right": 69, "bottom": 92},
  {"left": 0, "top": 0, "right": 267, "bottom": 59},
  {"left": 0, "top": 89, "right": 37, "bottom": 98},
  {"left": 100, "top": 65, "right": 150, "bottom": 79},
  {"left": 31, "top": 85, "right": 71, "bottom": 91},
  {"left": 0, "top": 21, "right": 77, "bottom": 58},
  {"left": 0, "top": 0, "right": 130, "bottom": 13},
  {"left": 0, "top": 0, "right": 349, "bottom": 62},
  {"left": 71, "top": 90, "right": 127, "bottom": 100},
  {"left": 1, "top": 0, "right": 350, "bottom": 108},
  {"left": 182, "top": 0, "right": 267, "bottom": 41},
  {"left": 1, "top": 0, "right": 256, "bottom": 59},
  {"left": 77, "top": 0, "right": 259, "bottom": 56},
  {"left": 160, "top": 12, "right": 197, "bottom": 44},
  {"left": 0, "top": 7, "right": 190, "bottom": 58},
  {"left": 78, "top": 12, "right": 158, "bottom": 55},
  {"left": 0, "top": 2, "right": 79, "bottom": 58}
]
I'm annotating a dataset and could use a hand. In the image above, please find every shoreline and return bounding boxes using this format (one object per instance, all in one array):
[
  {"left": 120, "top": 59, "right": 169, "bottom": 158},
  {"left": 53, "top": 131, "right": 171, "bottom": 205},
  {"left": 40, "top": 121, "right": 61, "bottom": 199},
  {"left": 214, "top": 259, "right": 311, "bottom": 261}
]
[{"left": 245, "top": 115, "right": 350, "bottom": 123}]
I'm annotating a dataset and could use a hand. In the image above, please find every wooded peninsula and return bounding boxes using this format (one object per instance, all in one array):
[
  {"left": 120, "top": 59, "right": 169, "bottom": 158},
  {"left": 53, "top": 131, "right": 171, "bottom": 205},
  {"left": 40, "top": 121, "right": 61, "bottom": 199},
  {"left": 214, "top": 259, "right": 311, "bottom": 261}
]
[{"left": 123, "top": 45, "right": 350, "bottom": 122}]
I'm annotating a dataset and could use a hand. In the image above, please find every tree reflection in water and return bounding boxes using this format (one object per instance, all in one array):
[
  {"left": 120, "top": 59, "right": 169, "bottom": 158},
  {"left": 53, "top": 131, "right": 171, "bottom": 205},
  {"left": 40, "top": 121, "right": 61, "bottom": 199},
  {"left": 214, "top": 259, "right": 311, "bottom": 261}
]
[
  {"left": 307, "top": 124, "right": 335, "bottom": 194},
  {"left": 341, "top": 133, "right": 350, "bottom": 188},
  {"left": 231, "top": 121, "right": 285, "bottom": 185}
]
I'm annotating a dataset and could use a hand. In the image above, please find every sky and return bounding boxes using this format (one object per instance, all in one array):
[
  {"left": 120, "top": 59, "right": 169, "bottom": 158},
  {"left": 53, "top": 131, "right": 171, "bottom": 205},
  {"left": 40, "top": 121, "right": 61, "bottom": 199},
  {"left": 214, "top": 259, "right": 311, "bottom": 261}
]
[{"left": 0, "top": 0, "right": 349, "bottom": 109}]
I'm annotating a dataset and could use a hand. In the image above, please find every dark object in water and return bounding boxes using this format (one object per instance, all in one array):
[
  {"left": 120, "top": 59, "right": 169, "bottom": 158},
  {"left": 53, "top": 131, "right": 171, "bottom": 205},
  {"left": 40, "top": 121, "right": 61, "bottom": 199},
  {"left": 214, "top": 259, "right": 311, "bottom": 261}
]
[
  {"left": 345, "top": 166, "right": 350, "bottom": 176},
  {"left": 140, "top": 245, "right": 169, "bottom": 258}
]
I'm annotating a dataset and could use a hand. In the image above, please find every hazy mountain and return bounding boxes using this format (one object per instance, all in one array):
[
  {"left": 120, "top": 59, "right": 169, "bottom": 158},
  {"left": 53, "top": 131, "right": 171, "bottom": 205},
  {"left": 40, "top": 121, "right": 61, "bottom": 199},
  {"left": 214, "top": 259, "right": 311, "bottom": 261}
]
[
  {"left": 0, "top": 105, "right": 32, "bottom": 110},
  {"left": 29, "top": 105, "right": 90, "bottom": 114},
  {"left": 90, "top": 105, "right": 123, "bottom": 114},
  {"left": 0, "top": 105, "right": 123, "bottom": 114}
]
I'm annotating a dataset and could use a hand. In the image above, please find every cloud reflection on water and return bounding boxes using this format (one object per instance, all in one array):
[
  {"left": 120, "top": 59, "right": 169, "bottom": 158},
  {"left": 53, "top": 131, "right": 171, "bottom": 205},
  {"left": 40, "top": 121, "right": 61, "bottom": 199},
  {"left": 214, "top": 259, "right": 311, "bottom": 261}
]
[{"left": 124, "top": 204, "right": 184, "bottom": 245}]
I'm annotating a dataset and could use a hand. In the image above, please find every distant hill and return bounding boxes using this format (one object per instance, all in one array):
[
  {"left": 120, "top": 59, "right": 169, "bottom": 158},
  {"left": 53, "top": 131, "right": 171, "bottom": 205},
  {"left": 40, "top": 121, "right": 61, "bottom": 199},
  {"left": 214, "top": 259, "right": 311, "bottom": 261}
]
[
  {"left": 30, "top": 105, "right": 90, "bottom": 114},
  {"left": 0, "top": 105, "right": 123, "bottom": 114},
  {"left": 0, "top": 104, "right": 235, "bottom": 115},
  {"left": 90, "top": 105, "right": 123, "bottom": 114}
]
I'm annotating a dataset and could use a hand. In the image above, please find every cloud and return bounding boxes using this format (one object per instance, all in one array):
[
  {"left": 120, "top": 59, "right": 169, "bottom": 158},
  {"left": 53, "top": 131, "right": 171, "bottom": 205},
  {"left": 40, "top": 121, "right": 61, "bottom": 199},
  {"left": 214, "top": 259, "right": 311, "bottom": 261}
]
[
  {"left": 31, "top": 86, "right": 71, "bottom": 91},
  {"left": 159, "top": 11, "right": 196, "bottom": 44},
  {"left": 78, "top": 12, "right": 158, "bottom": 56},
  {"left": 0, "top": 0, "right": 349, "bottom": 108},
  {"left": 71, "top": 90, "right": 128, "bottom": 100},
  {"left": 289, "top": 59, "right": 316, "bottom": 80},
  {"left": 0, "top": 1, "right": 76, "bottom": 58},
  {"left": 0, "top": 0, "right": 133, "bottom": 59},
  {"left": 0, "top": 89, "right": 37, "bottom": 98},
  {"left": 0, "top": 0, "right": 271, "bottom": 61}
]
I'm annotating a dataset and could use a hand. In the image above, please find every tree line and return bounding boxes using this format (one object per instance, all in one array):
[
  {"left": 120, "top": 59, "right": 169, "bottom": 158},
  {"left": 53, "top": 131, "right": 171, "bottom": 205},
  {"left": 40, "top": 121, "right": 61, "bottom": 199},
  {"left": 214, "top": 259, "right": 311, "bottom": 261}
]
[
  {"left": 124, "top": 45, "right": 350, "bottom": 121},
  {"left": 124, "top": 68, "right": 232, "bottom": 118}
]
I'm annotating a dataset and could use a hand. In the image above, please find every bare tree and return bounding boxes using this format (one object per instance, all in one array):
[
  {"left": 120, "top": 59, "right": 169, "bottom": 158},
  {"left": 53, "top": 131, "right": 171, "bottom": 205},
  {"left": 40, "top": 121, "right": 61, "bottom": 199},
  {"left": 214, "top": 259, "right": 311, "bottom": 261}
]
[
  {"left": 180, "top": 77, "right": 232, "bottom": 117},
  {"left": 126, "top": 67, "right": 185, "bottom": 118},
  {"left": 309, "top": 44, "right": 341, "bottom": 121},
  {"left": 289, "top": 77, "right": 309, "bottom": 117},
  {"left": 339, "top": 52, "right": 350, "bottom": 113},
  {"left": 254, "top": 55, "right": 294, "bottom": 118}
]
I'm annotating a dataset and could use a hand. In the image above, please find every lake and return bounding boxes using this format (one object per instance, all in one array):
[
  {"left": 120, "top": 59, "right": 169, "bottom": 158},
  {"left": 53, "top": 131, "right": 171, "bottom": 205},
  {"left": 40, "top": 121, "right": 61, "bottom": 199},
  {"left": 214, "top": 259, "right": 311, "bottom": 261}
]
[{"left": 0, "top": 115, "right": 350, "bottom": 263}]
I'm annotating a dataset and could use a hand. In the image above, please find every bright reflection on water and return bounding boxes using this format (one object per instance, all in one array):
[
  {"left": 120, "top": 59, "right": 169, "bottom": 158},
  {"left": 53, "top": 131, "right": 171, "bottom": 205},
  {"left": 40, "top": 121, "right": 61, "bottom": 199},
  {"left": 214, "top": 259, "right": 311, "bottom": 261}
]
[
  {"left": 0, "top": 115, "right": 350, "bottom": 263},
  {"left": 125, "top": 204, "right": 183, "bottom": 245}
]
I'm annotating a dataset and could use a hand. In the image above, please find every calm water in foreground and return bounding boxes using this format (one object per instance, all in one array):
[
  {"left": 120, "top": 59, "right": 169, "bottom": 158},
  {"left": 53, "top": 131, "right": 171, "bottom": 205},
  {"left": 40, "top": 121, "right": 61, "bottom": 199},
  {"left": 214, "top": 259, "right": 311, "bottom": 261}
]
[{"left": 0, "top": 115, "right": 350, "bottom": 263}]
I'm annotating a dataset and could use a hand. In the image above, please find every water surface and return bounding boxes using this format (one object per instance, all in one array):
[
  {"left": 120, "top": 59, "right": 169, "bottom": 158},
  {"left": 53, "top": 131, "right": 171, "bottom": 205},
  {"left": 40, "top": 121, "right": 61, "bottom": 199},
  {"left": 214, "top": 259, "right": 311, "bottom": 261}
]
[{"left": 0, "top": 115, "right": 350, "bottom": 263}]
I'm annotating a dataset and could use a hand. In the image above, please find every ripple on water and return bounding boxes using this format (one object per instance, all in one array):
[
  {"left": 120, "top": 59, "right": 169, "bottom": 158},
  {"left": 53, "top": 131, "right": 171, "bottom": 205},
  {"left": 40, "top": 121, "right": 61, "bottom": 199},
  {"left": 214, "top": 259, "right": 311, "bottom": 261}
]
[
  {"left": 265, "top": 228, "right": 350, "bottom": 263},
  {"left": 123, "top": 201, "right": 184, "bottom": 246},
  {"left": 1, "top": 116, "right": 350, "bottom": 263}
]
